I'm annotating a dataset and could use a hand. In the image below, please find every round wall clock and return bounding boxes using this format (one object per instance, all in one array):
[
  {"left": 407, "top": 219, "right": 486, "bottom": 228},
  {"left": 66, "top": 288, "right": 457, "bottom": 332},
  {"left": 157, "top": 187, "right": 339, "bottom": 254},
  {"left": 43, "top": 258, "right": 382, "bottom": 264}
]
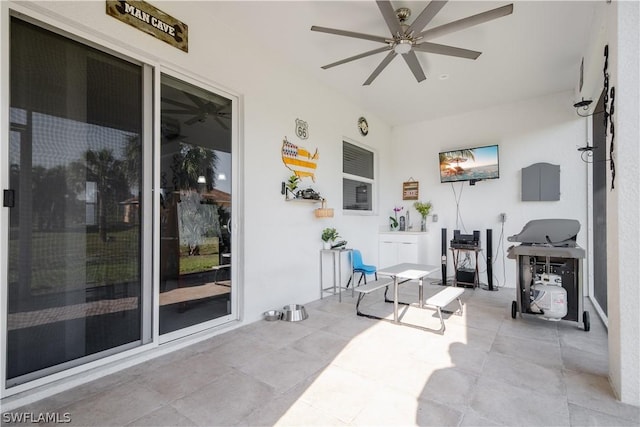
[{"left": 358, "top": 117, "right": 369, "bottom": 136}]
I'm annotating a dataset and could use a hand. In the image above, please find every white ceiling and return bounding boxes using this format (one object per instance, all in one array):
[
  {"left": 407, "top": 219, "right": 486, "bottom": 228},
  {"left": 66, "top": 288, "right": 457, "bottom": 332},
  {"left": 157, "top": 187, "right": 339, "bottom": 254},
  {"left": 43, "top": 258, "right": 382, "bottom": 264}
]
[{"left": 206, "top": 1, "right": 598, "bottom": 127}]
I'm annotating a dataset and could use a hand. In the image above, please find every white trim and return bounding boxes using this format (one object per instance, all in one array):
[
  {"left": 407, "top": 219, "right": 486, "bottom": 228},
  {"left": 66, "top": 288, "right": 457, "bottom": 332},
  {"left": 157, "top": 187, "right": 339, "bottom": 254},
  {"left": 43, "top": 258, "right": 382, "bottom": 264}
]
[
  {"left": 152, "top": 65, "right": 162, "bottom": 342},
  {"left": 0, "top": 0, "right": 12, "bottom": 402},
  {"left": 342, "top": 137, "right": 379, "bottom": 216},
  {"left": 589, "top": 294, "right": 608, "bottom": 329},
  {"left": 586, "top": 115, "right": 594, "bottom": 299},
  {"left": 142, "top": 63, "right": 154, "bottom": 345}
]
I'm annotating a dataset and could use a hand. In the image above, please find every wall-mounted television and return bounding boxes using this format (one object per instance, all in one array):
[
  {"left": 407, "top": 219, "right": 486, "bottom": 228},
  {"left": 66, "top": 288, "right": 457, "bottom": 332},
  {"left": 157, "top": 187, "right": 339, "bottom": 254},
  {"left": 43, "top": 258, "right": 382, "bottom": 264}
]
[{"left": 439, "top": 144, "right": 499, "bottom": 184}]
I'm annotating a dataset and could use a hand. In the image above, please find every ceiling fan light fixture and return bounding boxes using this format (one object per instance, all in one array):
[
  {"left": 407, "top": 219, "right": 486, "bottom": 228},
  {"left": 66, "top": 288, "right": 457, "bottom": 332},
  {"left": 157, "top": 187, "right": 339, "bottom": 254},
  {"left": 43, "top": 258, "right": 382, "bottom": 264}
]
[{"left": 393, "top": 39, "right": 412, "bottom": 54}]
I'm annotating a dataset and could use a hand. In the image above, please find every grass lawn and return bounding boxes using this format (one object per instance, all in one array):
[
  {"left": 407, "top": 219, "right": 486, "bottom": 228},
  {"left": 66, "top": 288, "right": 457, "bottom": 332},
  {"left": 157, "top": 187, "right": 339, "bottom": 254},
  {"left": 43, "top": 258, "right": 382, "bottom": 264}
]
[
  {"left": 8, "top": 228, "right": 224, "bottom": 294},
  {"left": 178, "top": 237, "right": 221, "bottom": 274}
]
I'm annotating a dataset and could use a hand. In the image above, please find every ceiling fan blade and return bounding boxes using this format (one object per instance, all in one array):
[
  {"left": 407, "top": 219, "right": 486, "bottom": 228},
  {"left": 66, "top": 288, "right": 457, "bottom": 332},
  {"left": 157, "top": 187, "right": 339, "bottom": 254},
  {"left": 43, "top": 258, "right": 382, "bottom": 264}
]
[
  {"left": 363, "top": 51, "right": 397, "bottom": 86},
  {"left": 376, "top": 1, "right": 402, "bottom": 35},
  {"left": 184, "top": 115, "right": 205, "bottom": 125},
  {"left": 407, "top": 1, "right": 448, "bottom": 34},
  {"left": 161, "top": 97, "right": 200, "bottom": 111},
  {"left": 402, "top": 51, "right": 426, "bottom": 82},
  {"left": 311, "top": 26, "right": 388, "bottom": 44},
  {"left": 414, "top": 42, "right": 481, "bottom": 59},
  {"left": 418, "top": 4, "right": 514, "bottom": 40},
  {"left": 214, "top": 116, "right": 229, "bottom": 130},
  {"left": 162, "top": 109, "right": 198, "bottom": 115},
  {"left": 183, "top": 91, "right": 206, "bottom": 109},
  {"left": 321, "top": 46, "right": 391, "bottom": 69}
]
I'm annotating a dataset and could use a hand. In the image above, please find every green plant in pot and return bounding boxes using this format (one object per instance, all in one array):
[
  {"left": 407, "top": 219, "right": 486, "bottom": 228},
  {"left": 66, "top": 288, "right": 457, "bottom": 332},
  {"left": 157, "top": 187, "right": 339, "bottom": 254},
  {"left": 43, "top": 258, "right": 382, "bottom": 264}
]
[
  {"left": 389, "top": 216, "right": 398, "bottom": 230},
  {"left": 413, "top": 201, "right": 433, "bottom": 232},
  {"left": 285, "top": 174, "right": 300, "bottom": 197},
  {"left": 321, "top": 227, "right": 340, "bottom": 249},
  {"left": 389, "top": 206, "right": 403, "bottom": 231}
]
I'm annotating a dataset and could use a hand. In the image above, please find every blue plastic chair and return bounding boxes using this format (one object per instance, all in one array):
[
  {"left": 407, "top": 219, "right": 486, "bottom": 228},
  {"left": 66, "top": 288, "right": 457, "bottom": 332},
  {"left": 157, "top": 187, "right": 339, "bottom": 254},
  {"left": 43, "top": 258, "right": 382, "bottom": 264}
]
[{"left": 347, "top": 249, "right": 377, "bottom": 288}]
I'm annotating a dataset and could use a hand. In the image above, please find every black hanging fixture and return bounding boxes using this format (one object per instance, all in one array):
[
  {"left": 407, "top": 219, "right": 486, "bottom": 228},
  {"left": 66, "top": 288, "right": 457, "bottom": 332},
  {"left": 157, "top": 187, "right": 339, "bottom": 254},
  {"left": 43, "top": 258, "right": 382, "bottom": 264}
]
[{"left": 573, "top": 98, "right": 606, "bottom": 118}]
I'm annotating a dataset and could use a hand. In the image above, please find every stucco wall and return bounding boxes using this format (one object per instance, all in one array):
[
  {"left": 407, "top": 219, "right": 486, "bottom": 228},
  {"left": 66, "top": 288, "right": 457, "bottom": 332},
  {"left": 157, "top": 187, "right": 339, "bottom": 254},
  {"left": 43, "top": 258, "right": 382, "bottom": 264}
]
[
  {"left": 579, "top": 0, "right": 640, "bottom": 407},
  {"left": 607, "top": 0, "right": 640, "bottom": 406},
  {"left": 389, "top": 91, "right": 588, "bottom": 290}
]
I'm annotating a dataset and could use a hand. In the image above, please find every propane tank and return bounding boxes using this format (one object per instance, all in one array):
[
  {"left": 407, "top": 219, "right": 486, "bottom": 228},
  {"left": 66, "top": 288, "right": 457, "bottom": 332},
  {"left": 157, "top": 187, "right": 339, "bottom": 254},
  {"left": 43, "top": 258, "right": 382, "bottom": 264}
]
[{"left": 529, "top": 273, "right": 567, "bottom": 320}]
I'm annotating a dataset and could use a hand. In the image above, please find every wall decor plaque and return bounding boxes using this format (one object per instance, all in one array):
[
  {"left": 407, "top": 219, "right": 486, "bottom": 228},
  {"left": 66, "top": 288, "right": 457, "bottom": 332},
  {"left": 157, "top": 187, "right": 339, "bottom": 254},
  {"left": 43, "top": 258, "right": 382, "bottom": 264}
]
[
  {"left": 106, "top": 0, "right": 188, "bottom": 52},
  {"left": 281, "top": 137, "right": 319, "bottom": 182},
  {"left": 402, "top": 180, "right": 419, "bottom": 200},
  {"left": 295, "top": 118, "right": 309, "bottom": 140}
]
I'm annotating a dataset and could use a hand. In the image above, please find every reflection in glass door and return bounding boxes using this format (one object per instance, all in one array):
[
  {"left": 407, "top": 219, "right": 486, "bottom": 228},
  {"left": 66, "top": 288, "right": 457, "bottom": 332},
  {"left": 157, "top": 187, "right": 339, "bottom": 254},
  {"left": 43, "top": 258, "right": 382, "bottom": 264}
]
[
  {"left": 6, "top": 18, "right": 145, "bottom": 386},
  {"left": 159, "top": 74, "right": 233, "bottom": 335}
]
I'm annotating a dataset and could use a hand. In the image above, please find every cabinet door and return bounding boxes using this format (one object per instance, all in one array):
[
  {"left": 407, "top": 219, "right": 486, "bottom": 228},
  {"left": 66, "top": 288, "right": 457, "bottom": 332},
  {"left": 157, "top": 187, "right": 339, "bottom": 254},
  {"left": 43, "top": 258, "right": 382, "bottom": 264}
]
[
  {"left": 397, "top": 242, "right": 418, "bottom": 263},
  {"left": 379, "top": 241, "right": 397, "bottom": 268}
]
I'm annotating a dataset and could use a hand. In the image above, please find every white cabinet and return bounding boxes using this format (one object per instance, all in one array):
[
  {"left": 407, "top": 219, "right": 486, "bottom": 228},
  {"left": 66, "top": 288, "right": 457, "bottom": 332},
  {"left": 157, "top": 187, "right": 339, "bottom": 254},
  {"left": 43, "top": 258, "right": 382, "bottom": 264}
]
[{"left": 378, "top": 232, "right": 429, "bottom": 268}]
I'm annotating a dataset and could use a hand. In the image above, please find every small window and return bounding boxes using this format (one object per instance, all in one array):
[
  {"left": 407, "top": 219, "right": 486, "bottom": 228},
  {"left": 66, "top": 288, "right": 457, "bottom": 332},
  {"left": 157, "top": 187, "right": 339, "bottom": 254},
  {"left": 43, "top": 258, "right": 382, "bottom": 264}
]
[{"left": 343, "top": 141, "right": 375, "bottom": 212}]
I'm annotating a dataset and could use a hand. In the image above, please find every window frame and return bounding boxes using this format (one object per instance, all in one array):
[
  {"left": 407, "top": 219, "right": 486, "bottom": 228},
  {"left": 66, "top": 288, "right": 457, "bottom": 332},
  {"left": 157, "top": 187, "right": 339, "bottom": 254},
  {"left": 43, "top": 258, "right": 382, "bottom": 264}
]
[{"left": 342, "top": 138, "right": 377, "bottom": 215}]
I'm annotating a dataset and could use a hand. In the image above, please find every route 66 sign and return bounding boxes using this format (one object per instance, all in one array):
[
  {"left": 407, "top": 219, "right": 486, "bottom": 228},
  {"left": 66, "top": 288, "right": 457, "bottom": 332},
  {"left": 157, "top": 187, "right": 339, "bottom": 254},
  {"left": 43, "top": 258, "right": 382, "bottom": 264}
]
[{"left": 295, "top": 118, "right": 309, "bottom": 140}]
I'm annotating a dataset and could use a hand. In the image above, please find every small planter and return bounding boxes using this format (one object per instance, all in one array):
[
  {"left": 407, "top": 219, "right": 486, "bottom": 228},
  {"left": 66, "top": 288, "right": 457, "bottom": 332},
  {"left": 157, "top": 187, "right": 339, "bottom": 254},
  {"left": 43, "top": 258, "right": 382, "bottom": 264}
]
[{"left": 321, "top": 228, "right": 340, "bottom": 248}]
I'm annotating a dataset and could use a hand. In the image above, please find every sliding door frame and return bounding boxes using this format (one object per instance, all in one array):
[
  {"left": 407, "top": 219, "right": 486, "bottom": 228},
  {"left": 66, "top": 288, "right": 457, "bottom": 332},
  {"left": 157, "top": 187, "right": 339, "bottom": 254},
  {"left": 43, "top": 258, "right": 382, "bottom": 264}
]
[
  {"left": 0, "top": 1, "right": 243, "bottom": 399},
  {"left": 154, "top": 66, "right": 242, "bottom": 344}
]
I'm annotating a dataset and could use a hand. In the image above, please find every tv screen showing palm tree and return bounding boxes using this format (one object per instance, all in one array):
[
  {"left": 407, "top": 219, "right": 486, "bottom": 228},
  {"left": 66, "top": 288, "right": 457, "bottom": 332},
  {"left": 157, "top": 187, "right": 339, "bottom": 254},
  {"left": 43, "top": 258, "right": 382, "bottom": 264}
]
[{"left": 439, "top": 145, "right": 500, "bottom": 183}]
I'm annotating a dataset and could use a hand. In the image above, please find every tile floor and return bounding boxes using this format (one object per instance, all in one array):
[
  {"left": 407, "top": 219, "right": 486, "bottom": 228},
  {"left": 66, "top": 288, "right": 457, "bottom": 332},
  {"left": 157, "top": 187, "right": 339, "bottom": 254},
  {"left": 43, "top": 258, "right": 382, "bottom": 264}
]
[{"left": 3, "top": 284, "right": 639, "bottom": 426}]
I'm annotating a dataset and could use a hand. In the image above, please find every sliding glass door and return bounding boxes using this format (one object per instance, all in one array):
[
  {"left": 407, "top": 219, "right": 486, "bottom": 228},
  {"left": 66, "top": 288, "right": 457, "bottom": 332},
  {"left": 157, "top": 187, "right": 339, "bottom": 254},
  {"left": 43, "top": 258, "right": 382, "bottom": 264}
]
[
  {"left": 6, "top": 18, "right": 147, "bottom": 385},
  {"left": 4, "top": 15, "right": 237, "bottom": 389},
  {"left": 159, "top": 74, "right": 233, "bottom": 336}
]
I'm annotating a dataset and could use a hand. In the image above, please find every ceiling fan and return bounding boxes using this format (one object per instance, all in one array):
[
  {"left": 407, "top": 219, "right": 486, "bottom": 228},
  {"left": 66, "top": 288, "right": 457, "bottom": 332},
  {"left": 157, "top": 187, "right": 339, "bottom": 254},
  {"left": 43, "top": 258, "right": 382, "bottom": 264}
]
[
  {"left": 311, "top": 0, "right": 513, "bottom": 85},
  {"left": 162, "top": 91, "right": 231, "bottom": 129}
]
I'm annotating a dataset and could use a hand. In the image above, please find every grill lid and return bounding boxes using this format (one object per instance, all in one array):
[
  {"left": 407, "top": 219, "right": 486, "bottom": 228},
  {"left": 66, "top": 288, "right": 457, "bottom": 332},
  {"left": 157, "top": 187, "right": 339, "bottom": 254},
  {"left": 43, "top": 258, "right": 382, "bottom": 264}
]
[{"left": 507, "top": 219, "right": 580, "bottom": 247}]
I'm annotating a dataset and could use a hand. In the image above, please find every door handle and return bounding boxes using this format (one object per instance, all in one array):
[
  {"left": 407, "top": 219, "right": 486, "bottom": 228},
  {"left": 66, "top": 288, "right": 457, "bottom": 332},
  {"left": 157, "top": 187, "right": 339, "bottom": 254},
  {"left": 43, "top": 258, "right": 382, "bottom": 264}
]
[{"left": 3, "top": 189, "right": 15, "bottom": 207}]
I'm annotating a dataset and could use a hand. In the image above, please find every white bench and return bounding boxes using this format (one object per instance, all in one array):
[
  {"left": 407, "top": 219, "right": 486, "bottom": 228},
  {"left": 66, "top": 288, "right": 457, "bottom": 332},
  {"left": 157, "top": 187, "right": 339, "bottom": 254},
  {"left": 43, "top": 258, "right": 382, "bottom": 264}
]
[
  {"left": 424, "top": 287, "right": 465, "bottom": 333},
  {"left": 354, "top": 281, "right": 464, "bottom": 334},
  {"left": 354, "top": 279, "right": 393, "bottom": 319}
]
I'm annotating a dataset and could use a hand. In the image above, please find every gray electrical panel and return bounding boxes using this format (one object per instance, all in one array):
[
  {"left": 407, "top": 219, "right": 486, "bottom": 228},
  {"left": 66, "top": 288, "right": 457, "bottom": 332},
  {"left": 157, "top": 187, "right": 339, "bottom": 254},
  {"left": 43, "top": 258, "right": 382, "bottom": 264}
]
[{"left": 521, "top": 162, "right": 560, "bottom": 201}]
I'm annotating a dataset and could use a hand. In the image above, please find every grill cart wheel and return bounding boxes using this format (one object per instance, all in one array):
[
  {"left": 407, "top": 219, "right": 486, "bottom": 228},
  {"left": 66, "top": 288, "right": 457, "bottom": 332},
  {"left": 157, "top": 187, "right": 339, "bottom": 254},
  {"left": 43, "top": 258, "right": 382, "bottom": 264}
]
[{"left": 511, "top": 300, "right": 517, "bottom": 319}]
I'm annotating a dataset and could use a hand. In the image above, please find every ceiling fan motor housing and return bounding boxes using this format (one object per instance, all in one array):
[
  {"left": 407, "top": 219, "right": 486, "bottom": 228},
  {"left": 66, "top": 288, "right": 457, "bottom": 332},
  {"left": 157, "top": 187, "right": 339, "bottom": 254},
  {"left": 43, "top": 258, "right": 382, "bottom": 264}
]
[{"left": 395, "top": 7, "right": 411, "bottom": 22}]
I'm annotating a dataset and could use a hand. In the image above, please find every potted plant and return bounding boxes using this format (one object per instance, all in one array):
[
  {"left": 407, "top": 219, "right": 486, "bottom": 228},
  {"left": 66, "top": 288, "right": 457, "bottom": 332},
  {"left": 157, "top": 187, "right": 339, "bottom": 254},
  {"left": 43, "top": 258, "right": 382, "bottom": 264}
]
[
  {"left": 413, "top": 201, "right": 433, "bottom": 232},
  {"left": 285, "top": 174, "right": 300, "bottom": 198},
  {"left": 389, "top": 216, "right": 398, "bottom": 231},
  {"left": 389, "top": 206, "right": 403, "bottom": 231},
  {"left": 321, "top": 227, "right": 340, "bottom": 249}
]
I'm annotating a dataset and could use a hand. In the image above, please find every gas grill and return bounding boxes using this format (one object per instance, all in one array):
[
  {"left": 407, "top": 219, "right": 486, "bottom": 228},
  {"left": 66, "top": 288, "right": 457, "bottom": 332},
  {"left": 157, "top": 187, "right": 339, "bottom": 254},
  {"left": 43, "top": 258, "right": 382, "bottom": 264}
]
[{"left": 507, "top": 219, "right": 590, "bottom": 331}]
